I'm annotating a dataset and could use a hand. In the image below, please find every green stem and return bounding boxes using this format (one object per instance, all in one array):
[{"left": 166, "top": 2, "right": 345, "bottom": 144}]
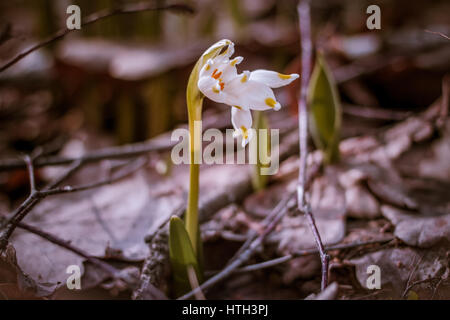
[
  {"left": 186, "top": 156, "right": 199, "bottom": 254},
  {"left": 183, "top": 39, "right": 231, "bottom": 258},
  {"left": 185, "top": 99, "right": 202, "bottom": 255}
]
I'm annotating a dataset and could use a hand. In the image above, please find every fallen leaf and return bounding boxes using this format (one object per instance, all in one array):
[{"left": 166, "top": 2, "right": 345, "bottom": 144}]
[
  {"left": 381, "top": 205, "right": 450, "bottom": 248},
  {"left": 348, "top": 247, "right": 449, "bottom": 298},
  {"left": 0, "top": 244, "right": 58, "bottom": 299}
]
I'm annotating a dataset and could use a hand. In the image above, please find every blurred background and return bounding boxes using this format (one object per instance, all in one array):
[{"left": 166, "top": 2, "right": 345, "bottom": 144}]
[
  {"left": 0, "top": 0, "right": 448, "bottom": 150},
  {"left": 0, "top": 0, "right": 449, "bottom": 300}
]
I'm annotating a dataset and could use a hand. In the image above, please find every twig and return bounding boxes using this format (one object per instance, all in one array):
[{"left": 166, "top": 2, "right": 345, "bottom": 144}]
[
  {"left": 0, "top": 2, "right": 195, "bottom": 73},
  {"left": 402, "top": 253, "right": 425, "bottom": 299},
  {"left": 235, "top": 237, "right": 394, "bottom": 273},
  {"left": 403, "top": 277, "right": 439, "bottom": 299},
  {"left": 343, "top": 103, "right": 411, "bottom": 121},
  {"left": 225, "top": 191, "right": 295, "bottom": 266},
  {"left": 0, "top": 139, "right": 170, "bottom": 171},
  {"left": 202, "top": 230, "right": 248, "bottom": 242},
  {"left": 0, "top": 108, "right": 234, "bottom": 172},
  {"left": 16, "top": 221, "right": 118, "bottom": 276},
  {"left": 297, "top": 0, "right": 329, "bottom": 291},
  {"left": 177, "top": 193, "right": 297, "bottom": 300},
  {"left": 0, "top": 157, "right": 147, "bottom": 251},
  {"left": 23, "top": 156, "right": 36, "bottom": 193},
  {"left": 186, "top": 265, "right": 206, "bottom": 300},
  {"left": 16, "top": 220, "right": 167, "bottom": 300},
  {"left": 425, "top": 29, "right": 450, "bottom": 41},
  {"left": 40, "top": 159, "right": 145, "bottom": 196}
]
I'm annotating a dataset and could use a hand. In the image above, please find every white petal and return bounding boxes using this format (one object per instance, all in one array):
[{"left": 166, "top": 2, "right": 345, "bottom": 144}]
[
  {"left": 202, "top": 39, "right": 233, "bottom": 61},
  {"left": 231, "top": 107, "right": 253, "bottom": 147},
  {"left": 198, "top": 57, "right": 239, "bottom": 104},
  {"left": 222, "top": 74, "right": 281, "bottom": 111},
  {"left": 222, "top": 56, "right": 242, "bottom": 82},
  {"left": 198, "top": 75, "right": 227, "bottom": 104},
  {"left": 250, "top": 69, "right": 299, "bottom": 88},
  {"left": 215, "top": 40, "right": 235, "bottom": 62}
]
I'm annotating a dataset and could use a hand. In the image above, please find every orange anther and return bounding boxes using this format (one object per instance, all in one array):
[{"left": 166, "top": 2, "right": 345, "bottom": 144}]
[{"left": 212, "top": 71, "right": 222, "bottom": 80}]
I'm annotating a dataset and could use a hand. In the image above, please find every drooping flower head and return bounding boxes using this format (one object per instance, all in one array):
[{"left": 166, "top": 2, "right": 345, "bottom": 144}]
[{"left": 197, "top": 40, "right": 299, "bottom": 147}]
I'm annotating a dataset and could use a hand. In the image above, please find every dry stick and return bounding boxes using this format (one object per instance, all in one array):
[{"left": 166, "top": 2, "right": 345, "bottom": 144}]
[
  {"left": 342, "top": 104, "right": 411, "bottom": 121},
  {"left": 0, "top": 3, "right": 194, "bottom": 73},
  {"left": 0, "top": 159, "right": 84, "bottom": 237},
  {"left": 0, "top": 108, "right": 234, "bottom": 172},
  {"left": 16, "top": 221, "right": 118, "bottom": 276},
  {"left": 186, "top": 265, "right": 206, "bottom": 300},
  {"left": 297, "top": 0, "right": 329, "bottom": 291},
  {"left": 225, "top": 188, "right": 296, "bottom": 266},
  {"left": 236, "top": 237, "right": 394, "bottom": 273},
  {"left": 16, "top": 217, "right": 167, "bottom": 300},
  {"left": 424, "top": 29, "right": 450, "bottom": 41},
  {"left": 0, "top": 139, "right": 170, "bottom": 171},
  {"left": 0, "top": 157, "right": 147, "bottom": 251},
  {"left": 24, "top": 156, "right": 36, "bottom": 193},
  {"left": 178, "top": 192, "right": 297, "bottom": 300}
]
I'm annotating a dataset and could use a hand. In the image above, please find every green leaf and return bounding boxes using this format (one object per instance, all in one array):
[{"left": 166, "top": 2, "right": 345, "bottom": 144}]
[
  {"left": 307, "top": 53, "right": 342, "bottom": 164},
  {"left": 169, "top": 216, "right": 201, "bottom": 296}
]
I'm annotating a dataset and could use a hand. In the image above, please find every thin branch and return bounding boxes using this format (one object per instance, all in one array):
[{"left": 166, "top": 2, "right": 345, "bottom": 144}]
[
  {"left": 17, "top": 221, "right": 118, "bottom": 276},
  {"left": 47, "top": 159, "right": 84, "bottom": 189},
  {"left": 178, "top": 193, "right": 297, "bottom": 300},
  {"left": 402, "top": 253, "right": 425, "bottom": 299},
  {"left": 236, "top": 237, "right": 394, "bottom": 273},
  {"left": 0, "top": 139, "right": 170, "bottom": 171},
  {"left": 225, "top": 191, "right": 294, "bottom": 266},
  {"left": 186, "top": 265, "right": 206, "bottom": 300},
  {"left": 0, "top": 2, "right": 195, "bottom": 73},
  {"left": 342, "top": 103, "right": 411, "bottom": 121},
  {"left": 0, "top": 157, "right": 147, "bottom": 251},
  {"left": 23, "top": 156, "right": 36, "bottom": 193},
  {"left": 40, "top": 157, "right": 147, "bottom": 196},
  {"left": 16, "top": 220, "right": 167, "bottom": 300},
  {"left": 425, "top": 29, "right": 450, "bottom": 41},
  {"left": 297, "top": 0, "right": 329, "bottom": 291},
  {"left": 0, "top": 108, "right": 234, "bottom": 172},
  {"left": 297, "top": 1, "right": 312, "bottom": 206}
]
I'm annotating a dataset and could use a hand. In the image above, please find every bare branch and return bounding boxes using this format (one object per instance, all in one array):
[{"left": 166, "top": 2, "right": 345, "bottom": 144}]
[
  {"left": 0, "top": 108, "right": 234, "bottom": 172},
  {"left": 16, "top": 220, "right": 167, "bottom": 299},
  {"left": 297, "top": 0, "right": 329, "bottom": 291},
  {"left": 0, "top": 157, "right": 147, "bottom": 251},
  {"left": 177, "top": 192, "right": 297, "bottom": 300},
  {"left": 236, "top": 238, "right": 393, "bottom": 273},
  {"left": 23, "top": 155, "right": 36, "bottom": 193},
  {"left": 425, "top": 29, "right": 450, "bottom": 41},
  {"left": 17, "top": 221, "right": 118, "bottom": 275},
  {"left": 0, "top": 139, "right": 170, "bottom": 171}
]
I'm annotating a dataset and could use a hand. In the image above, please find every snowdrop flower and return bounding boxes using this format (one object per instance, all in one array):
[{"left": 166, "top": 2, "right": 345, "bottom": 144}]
[{"left": 197, "top": 40, "right": 299, "bottom": 147}]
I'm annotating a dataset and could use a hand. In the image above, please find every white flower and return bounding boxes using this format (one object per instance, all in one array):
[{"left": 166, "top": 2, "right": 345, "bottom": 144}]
[{"left": 197, "top": 40, "right": 299, "bottom": 147}]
